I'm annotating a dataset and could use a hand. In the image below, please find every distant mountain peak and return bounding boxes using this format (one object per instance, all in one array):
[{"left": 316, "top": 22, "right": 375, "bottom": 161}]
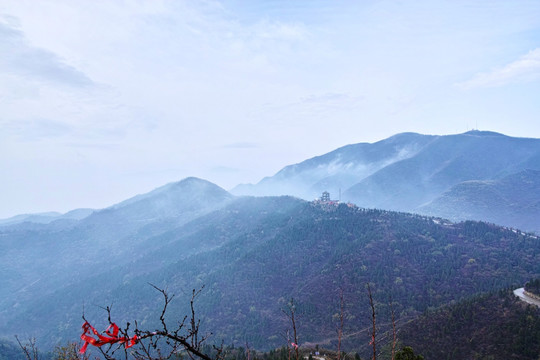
[
  {"left": 463, "top": 130, "right": 506, "bottom": 137},
  {"left": 176, "top": 176, "right": 213, "bottom": 185},
  {"left": 111, "top": 177, "right": 232, "bottom": 210},
  {"left": 0, "top": 209, "right": 93, "bottom": 226},
  {"left": 232, "top": 130, "right": 540, "bottom": 232}
]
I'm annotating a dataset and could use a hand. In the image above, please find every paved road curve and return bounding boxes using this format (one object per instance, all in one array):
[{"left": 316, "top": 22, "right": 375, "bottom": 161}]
[{"left": 514, "top": 288, "right": 540, "bottom": 308}]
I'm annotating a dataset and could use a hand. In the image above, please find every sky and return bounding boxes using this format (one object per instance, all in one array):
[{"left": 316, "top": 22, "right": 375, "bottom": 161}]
[{"left": 1, "top": 0, "right": 540, "bottom": 218}]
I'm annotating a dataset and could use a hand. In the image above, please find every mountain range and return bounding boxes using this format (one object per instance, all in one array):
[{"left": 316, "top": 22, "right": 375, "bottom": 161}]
[
  {"left": 0, "top": 208, "right": 94, "bottom": 226},
  {"left": 1, "top": 180, "right": 540, "bottom": 359},
  {"left": 2, "top": 130, "right": 540, "bottom": 359},
  {"left": 233, "top": 130, "right": 540, "bottom": 232}
]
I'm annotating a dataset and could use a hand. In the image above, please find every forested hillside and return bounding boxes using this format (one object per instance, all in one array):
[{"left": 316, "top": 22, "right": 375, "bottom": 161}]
[
  {"left": 420, "top": 169, "right": 540, "bottom": 233},
  {"left": 398, "top": 289, "right": 540, "bottom": 359},
  {"left": 3, "top": 196, "right": 539, "bottom": 358}
]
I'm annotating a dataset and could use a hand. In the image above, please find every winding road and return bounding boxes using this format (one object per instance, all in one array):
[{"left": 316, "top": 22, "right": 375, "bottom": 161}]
[{"left": 514, "top": 288, "right": 540, "bottom": 308}]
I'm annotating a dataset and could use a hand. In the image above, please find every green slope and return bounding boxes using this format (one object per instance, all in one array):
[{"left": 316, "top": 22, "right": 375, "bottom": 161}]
[
  {"left": 398, "top": 289, "right": 540, "bottom": 360},
  {"left": 5, "top": 198, "right": 539, "bottom": 355}
]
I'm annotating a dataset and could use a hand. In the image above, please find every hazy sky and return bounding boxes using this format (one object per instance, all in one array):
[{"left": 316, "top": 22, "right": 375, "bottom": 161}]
[{"left": 1, "top": 0, "right": 540, "bottom": 218}]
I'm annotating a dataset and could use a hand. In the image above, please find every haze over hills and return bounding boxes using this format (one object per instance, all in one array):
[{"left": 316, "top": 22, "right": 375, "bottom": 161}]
[
  {"left": 1, "top": 176, "right": 540, "bottom": 359},
  {"left": 0, "top": 178, "right": 234, "bottom": 325},
  {"left": 232, "top": 130, "right": 540, "bottom": 233},
  {"left": 0, "top": 208, "right": 94, "bottom": 227},
  {"left": 5, "top": 130, "right": 540, "bottom": 233},
  {"left": 232, "top": 132, "right": 436, "bottom": 200},
  {"left": 2, "top": 131, "right": 540, "bottom": 359},
  {"left": 420, "top": 169, "right": 540, "bottom": 233}
]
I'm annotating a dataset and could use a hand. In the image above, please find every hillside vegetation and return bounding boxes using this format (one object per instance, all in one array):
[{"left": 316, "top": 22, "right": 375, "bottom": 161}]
[
  {"left": 3, "top": 194, "right": 539, "bottom": 356},
  {"left": 421, "top": 169, "right": 540, "bottom": 233},
  {"left": 398, "top": 289, "right": 540, "bottom": 359}
]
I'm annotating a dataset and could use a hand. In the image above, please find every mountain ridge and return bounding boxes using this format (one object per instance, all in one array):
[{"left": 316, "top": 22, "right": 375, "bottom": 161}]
[
  {"left": 233, "top": 130, "right": 540, "bottom": 232},
  {"left": 2, "top": 131, "right": 540, "bottom": 358},
  {"left": 6, "top": 131, "right": 539, "bottom": 233},
  {"left": 0, "top": 208, "right": 94, "bottom": 227},
  {"left": 2, "top": 196, "right": 539, "bottom": 355},
  {"left": 0, "top": 176, "right": 236, "bottom": 328},
  {"left": 419, "top": 169, "right": 540, "bottom": 232}
]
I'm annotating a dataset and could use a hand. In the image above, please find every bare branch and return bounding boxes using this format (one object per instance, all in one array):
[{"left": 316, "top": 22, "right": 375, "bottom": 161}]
[
  {"left": 282, "top": 298, "right": 299, "bottom": 360},
  {"left": 367, "top": 283, "right": 376, "bottom": 360},
  {"left": 149, "top": 283, "right": 173, "bottom": 335},
  {"left": 336, "top": 288, "right": 344, "bottom": 360},
  {"left": 15, "top": 335, "right": 37, "bottom": 360},
  {"left": 81, "top": 284, "right": 221, "bottom": 360},
  {"left": 390, "top": 298, "right": 397, "bottom": 360}
]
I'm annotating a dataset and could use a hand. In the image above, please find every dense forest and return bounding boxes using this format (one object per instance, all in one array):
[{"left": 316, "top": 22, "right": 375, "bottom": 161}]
[
  {"left": 6, "top": 287, "right": 540, "bottom": 359},
  {"left": 2, "top": 196, "right": 540, "bottom": 359},
  {"left": 398, "top": 289, "right": 540, "bottom": 359}
]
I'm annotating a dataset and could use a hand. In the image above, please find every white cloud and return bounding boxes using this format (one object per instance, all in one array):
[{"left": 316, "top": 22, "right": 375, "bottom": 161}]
[
  {"left": 459, "top": 48, "right": 540, "bottom": 89},
  {"left": 1, "top": 0, "right": 540, "bottom": 217},
  {"left": 0, "top": 18, "right": 93, "bottom": 87}
]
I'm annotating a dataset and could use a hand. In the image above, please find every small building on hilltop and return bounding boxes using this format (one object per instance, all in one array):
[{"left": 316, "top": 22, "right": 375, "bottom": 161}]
[{"left": 320, "top": 191, "right": 331, "bottom": 202}]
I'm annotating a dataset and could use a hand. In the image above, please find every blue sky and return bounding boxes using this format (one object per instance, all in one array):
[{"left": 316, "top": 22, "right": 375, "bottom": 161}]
[{"left": 1, "top": 0, "right": 540, "bottom": 218}]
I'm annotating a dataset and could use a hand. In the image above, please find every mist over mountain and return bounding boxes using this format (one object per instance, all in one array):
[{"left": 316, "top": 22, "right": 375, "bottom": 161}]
[
  {"left": 420, "top": 169, "right": 540, "bottom": 233},
  {"left": 0, "top": 177, "right": 234, "bottom": 331},
  {"left": 232, "top": 132, "right": 435, "bottom": 200},
  {"left": 1, "top": 181, "right": 539, "bottom": 358},
  {"left": 233, "top": 130, "right": 540, "bottom": 232},
  {"left": 2, "top": 131, "right": 540, "bottom": 359},
  {"left": 0, "top": 208, "right": 94, "bottom": 227}
]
